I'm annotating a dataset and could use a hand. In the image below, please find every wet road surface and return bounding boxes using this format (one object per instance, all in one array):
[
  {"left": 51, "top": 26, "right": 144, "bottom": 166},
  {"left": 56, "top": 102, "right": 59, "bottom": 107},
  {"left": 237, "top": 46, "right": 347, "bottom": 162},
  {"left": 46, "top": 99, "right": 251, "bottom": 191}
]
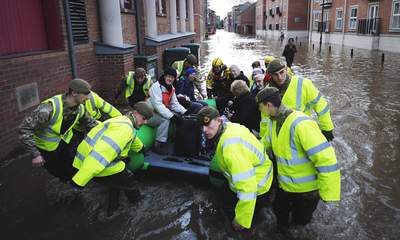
[{"left": 1, "top": 30, "right": 400, "bottom": 239}]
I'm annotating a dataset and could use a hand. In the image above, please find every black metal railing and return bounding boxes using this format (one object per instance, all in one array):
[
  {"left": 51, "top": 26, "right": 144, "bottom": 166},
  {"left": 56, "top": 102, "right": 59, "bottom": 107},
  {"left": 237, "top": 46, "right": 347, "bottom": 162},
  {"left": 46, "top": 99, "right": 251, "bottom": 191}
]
[
  {"left": 357, "top": 18, "right": 381, "bottom": 35},
  {"left": 317, "top": 21, "right": 330, "bottom": 33}
]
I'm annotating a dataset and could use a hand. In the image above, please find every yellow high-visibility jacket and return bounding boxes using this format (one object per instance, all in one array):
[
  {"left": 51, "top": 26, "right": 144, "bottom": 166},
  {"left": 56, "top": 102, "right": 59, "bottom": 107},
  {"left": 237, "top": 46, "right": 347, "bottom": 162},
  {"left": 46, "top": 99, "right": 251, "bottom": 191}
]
[
  {"left": 72, "top": 116, "right": 143, "bottom": 187},
  {"left": 86, "top": 91, "right": 122, "bottom": 120},
  {"left": 215, "top": 123, "right": 273, "bottom": 229},
  {"left": 34, "top": 94, "right": 84, "bottom": 151},
  {"left": 262, "top": 110, "right": 340, "bottom": 201},
  {"left": 261, "top": 75, "right": 334, "bottom": 138},
  {"left": 125, "top": 71, "right": 152, "bottom": 99}
]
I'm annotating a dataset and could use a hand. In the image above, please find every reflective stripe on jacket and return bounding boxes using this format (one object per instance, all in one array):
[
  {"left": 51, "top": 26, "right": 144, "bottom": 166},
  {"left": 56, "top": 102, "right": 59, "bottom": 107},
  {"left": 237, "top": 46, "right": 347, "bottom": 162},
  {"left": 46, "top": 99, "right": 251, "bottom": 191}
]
[
  {"left": 34, "top": 94, "right": 84, "bottom": 151},
  {"left": 125, "top": 71, "right": 152, "bottom": 99},
  {"left": 265, "top": 110, "right": 340, "bottom": 201},
  {"left": 86, "top": 91, "right": 122, "bottom": 120},
  {"left": 215, "top": 123, "right": 273, "bottom": 229},
  {"left": 282, "top": 75, "right": 334, "bottom": 131},
  {"left": 72, "top": 116, "right": 143, "bottom": 186}
]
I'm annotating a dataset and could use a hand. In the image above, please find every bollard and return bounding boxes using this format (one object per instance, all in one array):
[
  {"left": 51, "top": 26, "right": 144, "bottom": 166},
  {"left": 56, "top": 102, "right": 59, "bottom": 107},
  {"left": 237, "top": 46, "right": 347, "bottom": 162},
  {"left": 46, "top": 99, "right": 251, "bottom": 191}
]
[
  {"left": 299, "top": 42, "right": 301, "bottom": 46},
  {"left": 329, "top": 46, "right": 331, "bottom": 52},
  {"left": 351, "top": 49, "right": 354, "bottom": 58},
  {"left": 296, "top": 36, "right": 298, "bottom": 42},
  {"left": 313, "top": 44, "right": 314, "bottom": 49},
  {"left": 381, "top": 53, "right": 385, "bottom": 63}
]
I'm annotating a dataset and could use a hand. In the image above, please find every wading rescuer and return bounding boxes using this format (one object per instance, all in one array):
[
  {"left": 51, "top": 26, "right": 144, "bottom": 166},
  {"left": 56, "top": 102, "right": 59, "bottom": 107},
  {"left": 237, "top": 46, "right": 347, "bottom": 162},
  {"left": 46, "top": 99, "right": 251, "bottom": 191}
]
[
  {"left": 197, "top": 107, "right": 273, "bottom": 231},
  {"left": 256, "top": 87, "right": 340, "bottom": 234},
  {"left": 264, "top": 59, "right": 335, "bottom": 141},
  {"left": 19, "top": 78, "right": 98, "bottom": 182},
  {"left": 71, "top": 101, "right": 154, "bottom": 215}
]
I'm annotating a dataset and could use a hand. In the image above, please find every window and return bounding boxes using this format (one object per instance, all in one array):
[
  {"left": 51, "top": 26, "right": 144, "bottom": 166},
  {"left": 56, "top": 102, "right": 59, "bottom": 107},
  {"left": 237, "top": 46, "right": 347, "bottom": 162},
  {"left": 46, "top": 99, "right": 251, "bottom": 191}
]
[
  {"left": 120, "top": 0, "right": 135, "bottom": 13},
  {"left": 313, "top": 11, "right": 321, "bottom": 30},
  {"left": 275, "top": 24, "right": 279, "bottom": 30},
  {"left": 336, "top": 9, "right": 343, "bottom": 30},
  {"left": 156, "top": 0, "right": 166, "bottom": 16},
  {"left": 392, "top": 1, "right": 400, "bottom": 29},
  {"left": 349, "top": 6, "right": 358, "bottom": 30},
  {"left": 0, "top": 0, "right": 61, "bottom": 56}
]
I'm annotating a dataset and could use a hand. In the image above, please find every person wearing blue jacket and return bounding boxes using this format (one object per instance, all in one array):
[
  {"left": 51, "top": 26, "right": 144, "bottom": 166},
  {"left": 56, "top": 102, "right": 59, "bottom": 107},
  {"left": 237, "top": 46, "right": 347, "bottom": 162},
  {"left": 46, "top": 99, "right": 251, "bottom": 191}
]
[{"left": 176, "top": 67, "right": 207, "bottom": 114}]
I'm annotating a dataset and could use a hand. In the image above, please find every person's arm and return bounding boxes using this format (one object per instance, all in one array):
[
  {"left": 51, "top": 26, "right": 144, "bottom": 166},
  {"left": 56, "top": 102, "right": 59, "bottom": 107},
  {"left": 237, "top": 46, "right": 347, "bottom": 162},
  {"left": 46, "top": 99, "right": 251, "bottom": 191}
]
[
  {"left": 297, "top": 120, "right": 340, "bottom": 201},
  {"left": 18, "top": 103, "right": 53, "bottom": 163},
  {"left": 149, "top": 84, "right": 174, "bottom": 119},
  {"left": 93, "top": 92, "right": 122, "bottom": 118},
  {"left": 72, "top": 123, "right": 131, "bottom": 187},
  {"left": 304, "top": 79, "right": 334, "bottom": 132},
  {"left": 79, "top": 107, "right": 99, "bottom": 132},
  {"left": 222, "top": 143, "right": 258, "bottom": 229},
  {"left": 169, "top": 92, "right": 187, "bottom": 114}
]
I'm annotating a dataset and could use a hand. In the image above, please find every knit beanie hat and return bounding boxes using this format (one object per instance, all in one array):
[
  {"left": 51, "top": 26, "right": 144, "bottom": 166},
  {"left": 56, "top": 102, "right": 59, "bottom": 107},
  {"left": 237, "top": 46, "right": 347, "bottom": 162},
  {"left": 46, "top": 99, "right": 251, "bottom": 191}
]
[{"left": 69, "top": 78, "right": 91, "bottom": 94}]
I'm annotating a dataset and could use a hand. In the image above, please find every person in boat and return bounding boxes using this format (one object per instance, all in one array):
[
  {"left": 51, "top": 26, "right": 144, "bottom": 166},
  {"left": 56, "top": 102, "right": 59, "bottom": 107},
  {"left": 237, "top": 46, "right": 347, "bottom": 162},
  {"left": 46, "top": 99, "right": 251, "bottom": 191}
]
[
  {"left": 115, "top": 68, "right": 152, "bottom": 107},
  {"left": 256, "top": 87, "right": 340, "bottom": 234},
  {"left": 19, "top": 78, "right": 98, "bottom": 183},
  {"left": 230, "top": 80, "right": 260, "bottom": 134},
  {"left": 250, "top": 74, "right": 267, "bottom": 97},
  {"left": 147, "top": 67, "right": 187, "bottom": 154},
  {"left": 175, "top": 66, "right": 207, "bottom": 114},
  {"left": 263, "top": 59, "right": 335, "bottom": 142},
  {"left": 198, "top": 106, "right": 273, "bottom": 231},
  {"left": 172, "top": 54, "right": 207, "bottom": 100},
  {"left": 229, "top": 65, "right": 249, "bottom": 87},
  {"left": 71, "top": 101, "right": 154, "bottom": 215},
  {"left": 206, "top": 57, "right": 230, "bottom": 99}
]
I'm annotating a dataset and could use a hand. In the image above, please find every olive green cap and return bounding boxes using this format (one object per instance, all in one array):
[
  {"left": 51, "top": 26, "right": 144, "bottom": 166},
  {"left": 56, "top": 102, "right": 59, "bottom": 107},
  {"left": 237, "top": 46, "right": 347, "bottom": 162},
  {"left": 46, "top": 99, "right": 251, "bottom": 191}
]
[
  {"left": 185, "top": 54, "right": 198, "bottom": 65},
  {"left": 266, "top": 59, "right": 286, "bottom": 74},
  {"left": 69, "top": 78, "right": 91, "bottom": 94},
  {"left": 133, "top": 101, "right": 154, "bottom": 119},
  {"left": 256, "top": 87, "right": 280, "bottom": 104},
  {"left": 197, "top": 106, "right": 220, "bottom": 126}
]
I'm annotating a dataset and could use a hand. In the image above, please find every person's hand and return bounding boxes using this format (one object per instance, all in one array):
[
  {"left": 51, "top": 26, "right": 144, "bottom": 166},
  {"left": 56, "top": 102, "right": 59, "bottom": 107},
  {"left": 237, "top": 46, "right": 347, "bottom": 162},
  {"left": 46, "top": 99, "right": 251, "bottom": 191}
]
[
  {"left": 171, "top": 114, "right": 184, "bottom": 126},
  {"left": 232, "top": 219, "right": 244, "bottom": 231},
  {"left": 321, "top": 130, "right": 334, "bottom": 142},
  {"left": 32, "top": 155, "right": 45, "bottom": 167}
]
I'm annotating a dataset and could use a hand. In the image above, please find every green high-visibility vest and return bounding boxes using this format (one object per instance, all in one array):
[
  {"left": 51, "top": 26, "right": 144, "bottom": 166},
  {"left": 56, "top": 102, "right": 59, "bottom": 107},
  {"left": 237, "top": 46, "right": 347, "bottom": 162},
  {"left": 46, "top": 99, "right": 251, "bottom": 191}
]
[
  {"left": 263, "top": 110, "right": 340, "bottom": 201},
  {"left": 125, "top": 71, "right": 152, "bottom": 99},
  {"left": 215, "top": 123, "right": 273, "bottom": 229},
  {"left": 72, "top": 116, "right": 143, "bottom": 187},
  {"left": 34, "top": 94, "right": 84, "bottom": 151},
  {"left": 85, "top": 91, "right": 122, "bottom": 120}
]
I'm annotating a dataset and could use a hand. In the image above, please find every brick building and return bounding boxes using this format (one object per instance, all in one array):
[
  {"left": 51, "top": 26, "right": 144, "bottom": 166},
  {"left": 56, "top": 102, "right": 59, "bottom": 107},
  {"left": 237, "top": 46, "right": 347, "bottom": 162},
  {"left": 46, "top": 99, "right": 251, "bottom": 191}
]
[
  {"left": 0, "top": 0, "right": 206, "bottom": 160},
  {"left": 237, "top": 3, "right": 257, "bottom": 34},
  {"left": 309, "top": 0, "right": 400, "bottom": 52},
  {"left": 256, "top": 0, "right": 310, "bottom": 41}
]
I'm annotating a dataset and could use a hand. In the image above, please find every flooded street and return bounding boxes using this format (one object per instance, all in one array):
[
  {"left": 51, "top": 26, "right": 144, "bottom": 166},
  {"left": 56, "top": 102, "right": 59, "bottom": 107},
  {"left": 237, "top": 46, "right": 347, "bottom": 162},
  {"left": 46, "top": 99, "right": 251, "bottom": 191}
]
[{"left": 1, "top": 30, "right": 400, "bottom": 239}]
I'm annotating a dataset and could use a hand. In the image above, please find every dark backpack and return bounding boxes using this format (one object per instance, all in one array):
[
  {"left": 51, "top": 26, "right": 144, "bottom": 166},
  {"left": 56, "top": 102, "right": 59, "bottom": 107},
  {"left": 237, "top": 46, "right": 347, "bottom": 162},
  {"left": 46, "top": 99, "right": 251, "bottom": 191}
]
[{"left": 174, "top": 114, "right": 201, "bottom": 157}]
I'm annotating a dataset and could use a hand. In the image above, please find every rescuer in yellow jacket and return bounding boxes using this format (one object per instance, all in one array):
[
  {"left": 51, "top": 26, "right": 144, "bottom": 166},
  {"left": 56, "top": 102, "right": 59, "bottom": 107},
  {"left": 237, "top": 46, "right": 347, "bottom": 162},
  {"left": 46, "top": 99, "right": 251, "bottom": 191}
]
[
  {"left": 197, "top": 107, "right": 273, "bottom": 231},
  {"left": 256, "top": 87, "right": 340, "bottom": 234},
  {"left": 85, "top": 91, "right": 122, "bottom": 120},
  {"left": 261, "top": 59, "right": 334, "bottom": 141},
  {"left": 19, "top": 78, "right": 98, "bottom": 182},
  {"left": 71, "top": 101, "right": 154, "bottom": 215},
  {"left": 115, "top": 68, "right": 152, "bottom": 106}
]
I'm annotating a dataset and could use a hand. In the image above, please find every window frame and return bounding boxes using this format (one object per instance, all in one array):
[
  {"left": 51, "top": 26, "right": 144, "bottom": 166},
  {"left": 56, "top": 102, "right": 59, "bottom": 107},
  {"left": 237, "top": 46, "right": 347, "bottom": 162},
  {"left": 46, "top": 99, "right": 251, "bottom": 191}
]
[
  {"left": 335, "top": 8, "right": 343, "bottom": 31},
  {"left": 391, "top": 0, "right": 400, "bottom": 30},
  {"left": 313, "top": 10, "right": 321, "bottom": 31},
  {"left": 348, "top": 5, "right": 358, "bottom": 31},
  {"left": 156, "top": 0, "right": 166, "bottom": 17},
  {"left": 119, "top": 0, "right": 135, "bottom": 14}
]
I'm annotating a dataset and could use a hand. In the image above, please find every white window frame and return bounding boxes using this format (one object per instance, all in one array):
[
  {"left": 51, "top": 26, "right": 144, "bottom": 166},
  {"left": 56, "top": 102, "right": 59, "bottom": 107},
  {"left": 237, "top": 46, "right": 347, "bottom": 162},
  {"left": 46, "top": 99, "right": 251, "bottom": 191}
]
[
  {"left": 313, "top": 10, "right": 321, "bottom": 31},
  {"left": 349, "top": 5, "right": 358, "bottom": 31},
  {"left": 336, "top": 8, "right": 343, "bottom": 30},
  {"left": 391, "top": 0, "right": 400, "bottom": 30}
]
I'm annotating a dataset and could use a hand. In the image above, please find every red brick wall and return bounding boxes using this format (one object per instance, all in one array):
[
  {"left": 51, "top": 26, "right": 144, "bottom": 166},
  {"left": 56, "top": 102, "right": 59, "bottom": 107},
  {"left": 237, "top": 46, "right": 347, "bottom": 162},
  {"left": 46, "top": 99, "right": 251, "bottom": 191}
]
[
  {"left": 121, "top": 13, "right": 138, "bottom": 45},
  {"left": 287, "top": 0, "right": 308, "bottom": 31}
]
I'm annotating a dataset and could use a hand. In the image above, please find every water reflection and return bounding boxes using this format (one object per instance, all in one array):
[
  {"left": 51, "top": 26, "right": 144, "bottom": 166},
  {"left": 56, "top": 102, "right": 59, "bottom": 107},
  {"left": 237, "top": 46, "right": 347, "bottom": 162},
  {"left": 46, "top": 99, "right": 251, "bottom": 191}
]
[{"left": 1, "top": 30, "right": 400, "bottom": 240}]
